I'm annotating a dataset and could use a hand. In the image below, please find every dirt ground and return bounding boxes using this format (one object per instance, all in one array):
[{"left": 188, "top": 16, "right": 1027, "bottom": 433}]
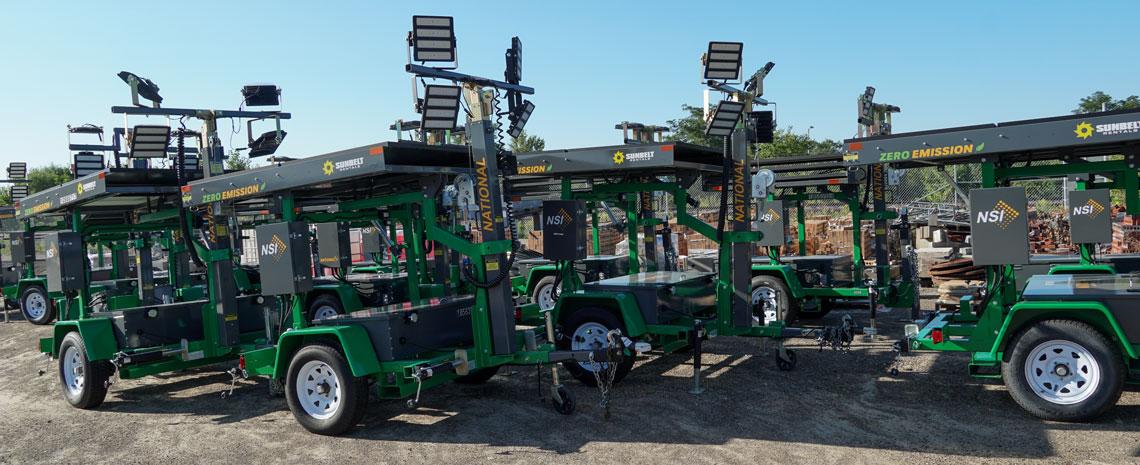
[{"left": 0, "top": 302, "right": 1138, "bottom": 465}]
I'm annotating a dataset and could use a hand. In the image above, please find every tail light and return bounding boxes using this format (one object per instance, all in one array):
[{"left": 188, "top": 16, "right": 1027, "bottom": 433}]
[{"left": 931, "top": 328, "right": 944, "bottom": 344}]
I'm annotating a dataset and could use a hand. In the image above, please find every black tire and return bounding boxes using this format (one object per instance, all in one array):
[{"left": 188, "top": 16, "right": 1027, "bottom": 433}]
[
  {"left": 1002, "top": 319, "right": 1124, "bottom": 422},
  {"left": 285, "top": 343, "right": 369, "bottom": 435},
  {"left": 454, "top": 365, "right": 501, "bottom": 384},
  {"left": 530, "top": 276, "right": 557, "bottom": 311},
  {"left": 750, "top": 275, "right": 799, "bottom": 322},
  {"left": 21, "top": 285, "right": 55, "bottom": 325},
  {"left": 58, "top": 332, "right": 112, "bottom": 409},
  {"left": 557, "top": 306, "right": 635, "bottom": 387},
  {"left": 306, "top": 294, "right": 344, "bottom": 322}
]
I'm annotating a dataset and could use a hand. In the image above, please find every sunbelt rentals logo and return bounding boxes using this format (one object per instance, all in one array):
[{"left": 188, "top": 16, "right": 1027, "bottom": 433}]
[
  {"left": 1073, "top": 197, "right": 1106, "bottom": 218},
  {"left": 977, "top": 199, "right": 1020, "bottom": 230},
  {"left": 323, "top": 157, "right": 365, "bottom": 176},
  {"left": 1075, "top": 120, "right": 1140, "bottom": 140},
  {"left": 612, "top": 150, "right": 654, "bottom": 165},
  {"left": 260, "top": 234, "right": 288, "bottom": 262}
]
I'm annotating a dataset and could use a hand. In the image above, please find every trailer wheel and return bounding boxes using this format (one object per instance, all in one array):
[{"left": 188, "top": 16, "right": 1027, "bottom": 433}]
[
  {"left": 558, "top": 307, "right": 635, "bottom": 386},
  {"left": 751, "top": 276, "right": 798, "bottom": 322},
  {"left": 551, "top": 385, "right": 575, "bottom": 415},
  {"left": 454, "top": 365, "right": 501, "bottom": 384},
  {"left": 58, "top": 332, "right": 112, "bottom": 409},
  {"left": 531, "top": 276, "right": 557, "bottom": 312},
  {"left": 285, "top": 343, "right": 368, "bottom": 435},
  {"left": 307, "top": 294, "right": 344, "bottom": 322},
  {"left": 1003, "top": 319, "right": 1124, "bottom": 422},
  {"left": 21, "top": 285, "right": 54, "bottom": 325}
]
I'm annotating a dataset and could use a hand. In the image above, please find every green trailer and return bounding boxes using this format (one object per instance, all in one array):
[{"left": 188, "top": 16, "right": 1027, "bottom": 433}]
[{"left": 844, "top": 106, "right": 1140, "bottom": 420}]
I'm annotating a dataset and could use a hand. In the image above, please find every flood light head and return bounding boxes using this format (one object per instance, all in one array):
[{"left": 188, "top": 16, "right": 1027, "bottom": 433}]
[
  {"left": 73, "top": 152, "right": 105, "bottom": 178},
  {"left": 242, "top": 84, "right": 281, "bottom": 106},
  {"left": 248, "top": 130, "right": 287, "bottom": 157},
  {"left": 508, "top": 100, "right": 535, "bottom": 138},
  {"left": 703, "top": 42, "right": 744, "bottom": 82},
  {"left": 128, "top": 125, "right": 171, "bottom": 158},
  {"left": 10, "top": 185, "right": 28, "bottom": 201},
  {"left": 505, "top": 36, "right": 523, "bottom": 84},
  {"left": 411, "top": 15, "right": 457, "bottom": 64},
  {"left": 705, "top": 100, "right": 745, "bottom": 137},
  {"left": 7, "top": 162, "right": 27, "bottom": 180},
  {"left": 420, "top": 84, "right": 462, "bottom": 131},
  {"left": 118, "top": 71, "right": 163, "bottom": 107}
]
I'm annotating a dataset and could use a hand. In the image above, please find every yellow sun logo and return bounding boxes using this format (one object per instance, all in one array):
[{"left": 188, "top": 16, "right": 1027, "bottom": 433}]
[
  {"left": 322, "top": 160, "right": 335, "bottom": 175},
  {"left": 1074, "top": 122, "right": 1094, "bottom": 140},
  {"left": 612, "top": 151, "right": 625, "bottom": 165},
  {"left": 76, "top": 183, "right": 84, "bottom": 195}
]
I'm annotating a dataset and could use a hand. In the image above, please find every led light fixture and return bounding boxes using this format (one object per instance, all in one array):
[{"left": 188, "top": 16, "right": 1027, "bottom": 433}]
[
  {"left": 73, "top": 152, "right": 105, "bottom": 177},
  {"left": 508, "top": 100, "right": 534, "bottom": 138},
  {"left": 411, "top": 15, "right": 457, "bottom": 64},
  {"left": 705, "top": 100, "right": 745, "bottom": 137},
  {"left": 118, "top": 71, "right": 163, "bottom": 107},
  {"left": 129, "top": 125, "right": 172, "bottom": 158},
  {"left": 703, "top": 42, "right": 744, "bottom": 82},
  {"left": 420, "top": 84, "right": 462, "bottom": 131}
]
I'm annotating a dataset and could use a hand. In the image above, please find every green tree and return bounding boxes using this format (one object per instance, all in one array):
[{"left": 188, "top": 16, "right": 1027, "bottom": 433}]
[
  {"left": 666, "top": 104, "right": 721, "bottom": 148},
  {"left": 225, "top": 150, "right": 254, "bottom": 171},
  {"left": 0, "top": 186, "right": 9, "bottom": 205},
  {"left": 510, "top": 131, "right": 546, "bottom": 153},
  {"left": 27, "top": 165, "right": 72, "bottom": 193},
  {"left": 665, "top": 103, "right": 841, "bottom": 158},
  {"left": 1074, "top": 91, "right": 1140, "bottom": 114}
]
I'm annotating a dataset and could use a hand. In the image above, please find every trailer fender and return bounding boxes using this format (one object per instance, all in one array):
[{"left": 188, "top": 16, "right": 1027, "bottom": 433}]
[
  {"left": 554, "top": 292, "right": 647, "bottom": 337},
  {"left": 271, "top": 325, "right": 382, "bottom": 380},
  {"left": 996, "top": 302, "right": 1138, "bottom": 361},
  {"left": 524, "top": 265, "right": 557, "bottom": 295},
  {"left": 45, "top": 318, "right": 117, "bottom": 361}
]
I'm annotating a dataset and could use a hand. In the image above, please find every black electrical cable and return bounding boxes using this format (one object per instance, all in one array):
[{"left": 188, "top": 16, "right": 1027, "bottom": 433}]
[
  {"left": 461, "top": 93, "right": 519, "bottom": 289},
  {"left": 174, "top": 127, "right": 205, "bottom": 268}
]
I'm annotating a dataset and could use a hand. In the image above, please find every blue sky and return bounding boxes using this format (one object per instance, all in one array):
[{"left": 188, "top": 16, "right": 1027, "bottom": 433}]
[{"left": 1, "top": 1, "right": 1137, "bottom": 169}]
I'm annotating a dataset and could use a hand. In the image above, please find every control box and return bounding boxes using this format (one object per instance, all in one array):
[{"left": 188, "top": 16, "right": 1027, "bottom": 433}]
[
  {"left": 45, "top": 231, "right": 85, "bottom": 292},
  {"left": 255, "top": 221, "right": 313, "bottom": 296},
  {"left": 542, "top": 200, "right": 586, "bottom": 261},
  {"left": 361, "top": 226, "right": 384, "bottom": 256},
  {"left": 9, "top": 232, "right": 34, "bottom": 266},
  {"left": 316, "top": 222, "right": 351, "bottom": 269}
]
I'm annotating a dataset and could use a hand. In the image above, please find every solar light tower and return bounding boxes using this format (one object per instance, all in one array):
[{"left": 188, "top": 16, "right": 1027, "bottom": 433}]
[
  {"left": 404, "top": 15, "right": 570, "bottom": 410},
  {"left": 855, "top": 86, "right": 904, "bottom": 330},
  {"left": 2, "top": 162, "right": 29, "bottom": 202},
  {"left": 110, "top": 71, "right": 291, "bottom": 348},
  {"left": 699, "top": 41, "right": 789, "bottom": 376}
]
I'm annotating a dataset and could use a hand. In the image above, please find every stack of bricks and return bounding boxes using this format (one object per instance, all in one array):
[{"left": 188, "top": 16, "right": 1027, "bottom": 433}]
[{"left": 1111, "top": 206, "right": 1140, "bottom": 253}]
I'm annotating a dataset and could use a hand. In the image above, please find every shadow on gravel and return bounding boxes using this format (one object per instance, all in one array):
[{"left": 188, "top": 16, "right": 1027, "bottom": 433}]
[{"left": 61, "top": 310, "right": 1140, "bottom": 459}]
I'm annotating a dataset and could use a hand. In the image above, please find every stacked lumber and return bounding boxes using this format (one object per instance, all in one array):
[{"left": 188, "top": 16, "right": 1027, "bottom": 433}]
[{"left": 928, "top": 257, "right": 984, "bottom": 280}]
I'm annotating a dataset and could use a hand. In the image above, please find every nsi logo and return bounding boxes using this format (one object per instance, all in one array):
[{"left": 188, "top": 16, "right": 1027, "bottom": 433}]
[
  {"left": 976, "top": 200, "right": 1020, "bottom": 229},
  {"left": 546, "top": 208, "right": 573, "bottom": 230},
  {"left": 260, "top": 235, "right": 288, "bottom": 261},
  {"left": 1072, "top": 198, "right": 1105, "bottom": 218}
]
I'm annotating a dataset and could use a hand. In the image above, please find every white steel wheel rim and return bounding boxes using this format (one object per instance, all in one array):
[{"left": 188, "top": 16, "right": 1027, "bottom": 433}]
[
  {"left": 1024, "top": 339, "right": 1101, "bottom": 405},
  {"left": 312, "top": 305, "right": 339, "bottom": 321},
  {"left": 571, "top": 322, "right": 611, "bottom": 373},
  {"left": 537, "top": 283, "right": 556, "bottom": 311},
  {"left": 62, "top": 345, "right": 85, "bottom": 396},
  {"left": 25, "top": 292, "right": 47, "bottom": 320},
  {"left": 296, "top": 360, "right": 342, "bottom": 420},
  {"left": 752, "top": 286, "right": 777, "bottom": 312}
]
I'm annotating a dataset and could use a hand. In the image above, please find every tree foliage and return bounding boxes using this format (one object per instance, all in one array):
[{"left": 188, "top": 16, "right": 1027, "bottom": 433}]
[
  {"left": 28, "top": 165, "right": 72, "bottom": 193},
  {"left": 1074, "top": 91, "right": 1140, "bottom": 114},
  {"left": 665, "top": 103, "right": 841, "bottom": 158},
  {"left": 509, "top": 131, "right": 546, "bottom": 153},
  {"left": 225, "top": 151, "right": 254, "bottom": 171}
]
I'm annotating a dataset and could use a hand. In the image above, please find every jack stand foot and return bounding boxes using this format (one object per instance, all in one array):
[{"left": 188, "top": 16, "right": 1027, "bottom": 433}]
[
  {"left": 776, "top": 343, "right": 797, "bottom": 371},
  {"left": 689, "top": 320, "right": 705, "bottom": 395}
]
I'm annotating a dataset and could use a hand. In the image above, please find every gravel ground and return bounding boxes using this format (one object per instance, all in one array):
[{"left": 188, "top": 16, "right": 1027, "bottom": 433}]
[{"left": 0, "top": 303, "right": 1138, "bottom": 465}]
